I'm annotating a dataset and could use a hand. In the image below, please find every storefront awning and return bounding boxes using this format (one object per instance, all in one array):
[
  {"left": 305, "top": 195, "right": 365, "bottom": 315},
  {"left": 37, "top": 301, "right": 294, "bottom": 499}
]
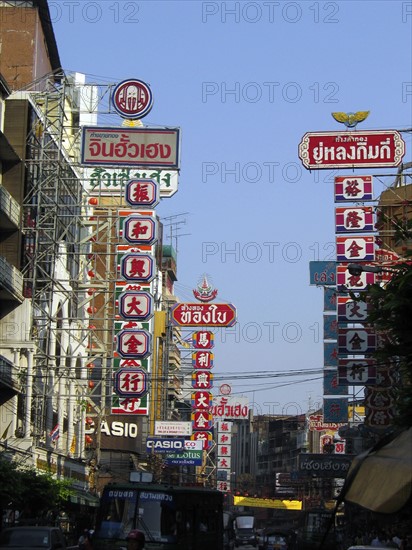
[{"left": 341, "top": 428, "right": 412, "bottom": 513}]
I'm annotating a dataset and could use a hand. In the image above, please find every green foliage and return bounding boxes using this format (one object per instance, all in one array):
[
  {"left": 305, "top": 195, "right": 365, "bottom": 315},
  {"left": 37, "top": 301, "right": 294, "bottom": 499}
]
[
  {"left": 361, "top": 263, "right": 412, "bottom": 428},
  {"left": 0, "top": 457, "right": 75, "bottom": 518}
]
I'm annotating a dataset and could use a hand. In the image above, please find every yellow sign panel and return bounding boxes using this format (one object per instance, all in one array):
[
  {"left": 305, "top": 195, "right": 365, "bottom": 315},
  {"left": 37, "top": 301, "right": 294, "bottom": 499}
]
[{"left": 233, "top": 496, "right": 302, "bottom": 510}]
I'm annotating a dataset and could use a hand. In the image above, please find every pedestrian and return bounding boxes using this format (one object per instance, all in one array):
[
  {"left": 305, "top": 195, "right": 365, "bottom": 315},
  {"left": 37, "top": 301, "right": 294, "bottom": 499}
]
[
  {"left": 126, "top": 529, "right": 145, "bottom": 550},
  {"left": 78, "top": 529, "right": 93, "bottom": 550}
]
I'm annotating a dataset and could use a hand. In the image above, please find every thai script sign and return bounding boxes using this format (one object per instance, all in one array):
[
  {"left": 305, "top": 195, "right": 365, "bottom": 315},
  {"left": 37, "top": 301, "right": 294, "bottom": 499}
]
[
  {"left": 171, "top": 303, "right": 237, "bottom": 327},
  {"left": 308, "top": 414, "right": 346, "bottom": 432},
  {"left": 164, "top": 450, "right": 203, "bottom": 466},
  {"left": 85, "top": 167, "right": 178, "bottom": 198},
  {"left": 154, "top": 421, "right": 192, "bottom": 436},
  {"left": 299, "top": 130, "right": 405, "bottom": 169},
  {"left": 309, "top": 261, "right": 336, "bottom": 286},
  {"left": 298, "top": 454, "right": 352, "bottom": 478},
  {"left": 81, "top": 127, "right": 181, "bottom": 169},
  {"left": 210, "top": 395, "right": 249, "bottom": 419}
]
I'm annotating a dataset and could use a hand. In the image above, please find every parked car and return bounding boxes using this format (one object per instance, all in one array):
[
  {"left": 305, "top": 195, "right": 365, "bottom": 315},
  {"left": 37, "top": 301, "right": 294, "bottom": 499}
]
[
  {"left": 235, "top": 527, "right": 257, "bottom": 547},
  {"left": 0, "top": 526, "right": 67, "bottom": 549},
  {"left": 262, "top": 533, "right": 288, "bottom": 550},
  {"left": 259, "top": 528, "right": 294, "bottom": 550}
]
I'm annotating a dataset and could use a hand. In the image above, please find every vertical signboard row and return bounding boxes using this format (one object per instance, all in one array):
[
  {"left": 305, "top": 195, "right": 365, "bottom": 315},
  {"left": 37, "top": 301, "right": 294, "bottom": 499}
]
[
  {"left": 334, "top": 176, "right": 396, "bottom": 428},
  {"left": 170, "top": 283, "right": 237, "bottom": 489},
  {"left": 112, "top": 178, "right": 160, "bottom": 415},
  {"left": 302, "top": 126, "right": 406, "bottom": 439}
]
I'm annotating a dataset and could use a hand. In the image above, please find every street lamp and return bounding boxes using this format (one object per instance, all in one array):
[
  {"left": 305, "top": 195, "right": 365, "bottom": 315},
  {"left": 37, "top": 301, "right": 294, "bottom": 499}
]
[
  {"left": 347, "top": 263, "right": 401, "bottom": 277},
  {"left": 347, "top": 263, "right": 383, "bottom": 276}
]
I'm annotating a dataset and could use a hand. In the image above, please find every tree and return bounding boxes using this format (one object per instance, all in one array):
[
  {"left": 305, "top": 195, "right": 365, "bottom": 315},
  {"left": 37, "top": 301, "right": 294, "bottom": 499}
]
[
  {"left": 363, "top": 262, "right": 412, "bottom": 428},
  {"left": 0, "top": 456, "right": 75, "bottom": 524}
]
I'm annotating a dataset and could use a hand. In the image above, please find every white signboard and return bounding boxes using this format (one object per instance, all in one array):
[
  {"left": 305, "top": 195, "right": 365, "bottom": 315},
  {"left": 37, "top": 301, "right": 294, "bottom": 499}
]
[
  {"left": 81, "top": 126, "right": 180, "bottom": 169},
  {"left": 154, "top": 421, "right": 192, "bottom": 436},
  {"left": 85, "top": 167, "right": 178, "bottom": 198},
  {"left": 210, "top": 395, "right": 249, "bottom": 419}
]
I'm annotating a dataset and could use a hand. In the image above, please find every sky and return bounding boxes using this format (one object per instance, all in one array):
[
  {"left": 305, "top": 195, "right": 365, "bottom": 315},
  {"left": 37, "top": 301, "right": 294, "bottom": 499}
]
[{"left": 51, "top": 0, "right": 412, "bottom": 415}]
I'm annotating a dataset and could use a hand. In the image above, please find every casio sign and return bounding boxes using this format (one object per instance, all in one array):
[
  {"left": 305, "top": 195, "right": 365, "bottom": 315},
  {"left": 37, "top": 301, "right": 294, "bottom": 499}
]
[
  {"left": 146, "top": 438, "right": 200, "bottom": 453},
  {"left": 100, "top": 420, "right": 139, "bottom": 438}
]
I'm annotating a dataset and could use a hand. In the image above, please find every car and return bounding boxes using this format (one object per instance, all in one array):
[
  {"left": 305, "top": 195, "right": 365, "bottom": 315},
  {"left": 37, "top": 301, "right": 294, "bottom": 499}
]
[
  {"left": 347, "top": 547, "right": 397, "bottom": 549},
  {"left": 235, "top": 528, "right": 257, "bottom": 547},
  {"left": 0, "top": 526, "right": 67, "bottom": 550},
  {"left": 262, "top": 533, "right": 288, "bottom": 550},
  {"left": 258, "top": 528, "right": 294, "bottom": 550}
]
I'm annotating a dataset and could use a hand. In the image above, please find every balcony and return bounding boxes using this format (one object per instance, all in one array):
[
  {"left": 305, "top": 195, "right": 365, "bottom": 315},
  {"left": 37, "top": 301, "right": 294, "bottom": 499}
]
[
  {"left": 0, "top": 256, "right": 24, "bottom": 305},
  {"left": 0, "top": 354, "right": 20, "bottom": 393},
  {"left": 0, "top": 185, "right": 20, "bottom": 231},
  {"left": 168, "top": 342, "right": 181, "bottom": 370}
]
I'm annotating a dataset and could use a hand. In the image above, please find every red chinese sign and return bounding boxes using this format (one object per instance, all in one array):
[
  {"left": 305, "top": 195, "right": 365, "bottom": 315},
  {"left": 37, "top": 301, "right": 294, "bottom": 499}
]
[
  {"left": 171, "top": 303, "right": 236, "bottom": 327},
  {"left": 116, "top": 329, "right": 152, "bottom": 358},
  {"left": 192, "top": 330, "right": 214, "bottom": 349},
  {"left": 191, "top": 391, "right": 213, "bottom": 410},
  {"left": 336, "top": 264, "right": 376, "bottom": 290},
  {"left": 123, "top": 215, "right": 157, "bottom": 245},
  {"left": 335, "top": 175, "right": 373, "bottom": 201},
  {"left": 298, "top": 130, "right": 405, "bottom": 169},
  {"left": 125, "top": 178, "right": 159, "bottom": 208},
  {"left": 114, "top": 368, "right": 148, "bottom": 398},
  {"left": 192, "top": 351, "right": 214, "bottom": 369},
  {"left": 336, "top": 236, "right": 375, "bottom": 262},
  {"left": 120, "top": 253, "right": 155, "bottom": 282},
  {"left": 335, "top": 207, "right": 375, "bottom": 233},
  {"left": 118, "top": 291, "right": 153, "bottom": 321},
  {"left": 192, "top": 371, "right": 213, "bottom": 389}
]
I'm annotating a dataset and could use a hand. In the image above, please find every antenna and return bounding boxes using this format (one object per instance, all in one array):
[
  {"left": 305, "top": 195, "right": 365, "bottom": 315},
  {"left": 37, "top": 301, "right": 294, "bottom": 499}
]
[{"left": 161, "top": 212, "right": 191, "bottom": 255}]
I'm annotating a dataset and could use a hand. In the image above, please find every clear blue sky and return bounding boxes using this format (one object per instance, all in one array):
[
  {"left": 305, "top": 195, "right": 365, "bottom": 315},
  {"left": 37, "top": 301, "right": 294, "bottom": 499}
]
[{"left": 52, "top": 0, "right": 412, "bottom": 414}]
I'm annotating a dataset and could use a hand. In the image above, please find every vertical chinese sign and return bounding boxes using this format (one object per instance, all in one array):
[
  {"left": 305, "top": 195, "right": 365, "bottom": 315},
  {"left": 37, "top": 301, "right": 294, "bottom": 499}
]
[
  {"left": 301, "top": 128, "right": 406, "bottom": 436},
  {"left": 113, "top": 178, "right": 160, "bottom": 415},
  {"left": 170, "top": 281, "right": 237, "bottom": 491},
  {"left": 80, "top": 78, "right": 182, "bottom": 449}
]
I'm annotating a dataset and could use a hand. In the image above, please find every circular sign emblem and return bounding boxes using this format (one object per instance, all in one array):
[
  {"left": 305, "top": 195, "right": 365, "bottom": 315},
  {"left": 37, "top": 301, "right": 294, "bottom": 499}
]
[
  {"left": 112, "top": 79, "right": 153, "bottom": 119},
  {"left": 219, "top": 384, "right": 231, "bottom": 396}
]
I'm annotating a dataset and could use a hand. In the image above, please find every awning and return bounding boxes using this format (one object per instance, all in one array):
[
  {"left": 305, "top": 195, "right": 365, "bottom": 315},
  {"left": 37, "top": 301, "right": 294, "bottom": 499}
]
[
  {"left": 341, "top": 428, "right": 412, "bottom": 513},
  {"left": 68, "top": 490, "right": 100, "bottom": 508}
]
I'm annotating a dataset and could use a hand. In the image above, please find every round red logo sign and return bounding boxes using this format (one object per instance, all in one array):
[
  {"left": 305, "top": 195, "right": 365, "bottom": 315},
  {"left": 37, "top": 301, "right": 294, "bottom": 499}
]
[
  {"left": 112, "top": 78, "right": 153, "bottom": 119},
  {"left": 219, "top": 384, "right": 231, "bottom": 396}
]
